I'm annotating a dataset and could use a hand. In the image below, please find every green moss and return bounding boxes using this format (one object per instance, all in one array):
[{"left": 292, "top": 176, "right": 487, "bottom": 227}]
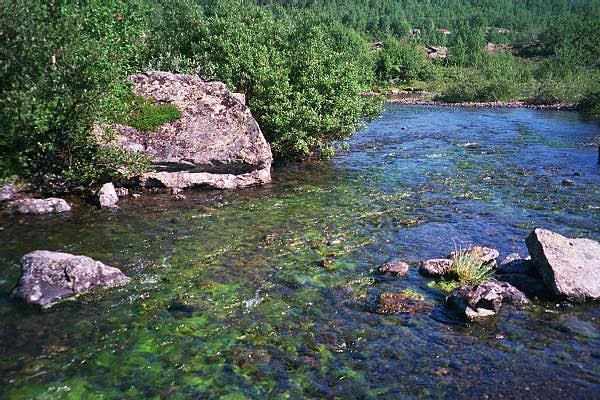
[
  {"left": 398, "top": 288, "right": 425, "bottom": 301},
  {"left": 427, "top": 280, "right": 460, "bottom": 294},
  {"left": 120, "top": 95, "right": 182, "bottom": 132}
]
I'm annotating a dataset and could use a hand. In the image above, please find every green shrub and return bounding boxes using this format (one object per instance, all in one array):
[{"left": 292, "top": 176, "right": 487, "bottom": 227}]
[
  {"left": 0, "top": 0, "right": 149, "bottom": 189},
  {"left": 185, "top": 4, "right": 382, "bottom": 160},
  {"left": 579, "top": 89, "right": 600, "bottom": 117},
  {"left": 526, "top": 79, "right": 567, "bottom": 105},
  {"left": 436, "top": 69, "right": 488, "bottom": 102},
  {"left": 437, "top": 53, "right": 532, "bottom": 102},
  {"left": 374, "top": 37, "right": 437, "bottom": 84}
]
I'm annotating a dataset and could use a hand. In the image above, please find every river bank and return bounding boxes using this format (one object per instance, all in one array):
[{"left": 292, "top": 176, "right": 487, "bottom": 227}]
[{"left": 386, "top": 96, "right": 575, "bottom": 110}]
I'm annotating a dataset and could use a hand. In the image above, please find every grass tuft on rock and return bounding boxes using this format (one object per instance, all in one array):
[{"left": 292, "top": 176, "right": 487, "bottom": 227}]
[{"left": 447, "top": 250, "right": 495, "bottom": 286}]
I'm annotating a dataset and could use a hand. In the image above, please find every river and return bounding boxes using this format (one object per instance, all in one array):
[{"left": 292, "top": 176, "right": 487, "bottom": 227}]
[{"left": 1, "top": 105, "right": 599, "bottom": 399}]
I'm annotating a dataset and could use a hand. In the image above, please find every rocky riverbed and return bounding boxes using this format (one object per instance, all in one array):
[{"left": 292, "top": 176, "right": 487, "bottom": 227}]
[{"left": 0, "top": 105, "right": 598, "bottom": 399}]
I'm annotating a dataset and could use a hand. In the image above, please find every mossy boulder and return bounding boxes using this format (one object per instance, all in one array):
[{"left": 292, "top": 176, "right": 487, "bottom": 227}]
[{"left": 107, "top": 71, "right": 273, "bottom": 190}]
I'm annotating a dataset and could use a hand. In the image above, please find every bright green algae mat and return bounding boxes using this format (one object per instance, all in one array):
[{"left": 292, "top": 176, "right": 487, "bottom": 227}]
[{"left": 1, "top": 106, "right": 599, "bottom": 399}]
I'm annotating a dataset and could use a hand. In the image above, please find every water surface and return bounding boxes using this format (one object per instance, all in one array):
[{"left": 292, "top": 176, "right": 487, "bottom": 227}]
[{"left": 1, "top": 106, "right": 599, "bottom": 399}]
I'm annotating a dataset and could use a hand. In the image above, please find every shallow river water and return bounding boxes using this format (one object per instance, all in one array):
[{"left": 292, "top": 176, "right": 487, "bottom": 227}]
[{"left": 1, "top": 106, "right": 599, "bottom": 399}]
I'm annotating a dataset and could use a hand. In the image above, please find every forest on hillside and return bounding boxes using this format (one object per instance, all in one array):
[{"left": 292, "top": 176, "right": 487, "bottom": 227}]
[{"left": 1, "top": 0, "right": 599, "bottom": 191}]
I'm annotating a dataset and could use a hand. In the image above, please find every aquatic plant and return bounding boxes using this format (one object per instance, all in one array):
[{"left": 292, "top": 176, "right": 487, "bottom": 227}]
[
  {"left": 397, "top": 288, "right": 425, "bottom": 301},
  {"left": 427, "top": 280, "right": 460, "bottom": 294}
]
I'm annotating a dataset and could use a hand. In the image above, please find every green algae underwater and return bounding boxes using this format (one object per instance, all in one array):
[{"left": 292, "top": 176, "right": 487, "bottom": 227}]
[{"left": 1, "top": 105, "right": 599, "bottom": 399}]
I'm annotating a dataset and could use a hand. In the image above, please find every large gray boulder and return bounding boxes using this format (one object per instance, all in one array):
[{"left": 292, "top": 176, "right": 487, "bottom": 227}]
[
  {"left": 109, "top": 71, "right": 272, "bottom": 190},
  {"left": 526, "top": 228, "right": 600, "bottom": 300},
  {"left": 447, "top": 279, "right": 529, "bottom": 319},
  {"left": 11, "top": 251, "right": 130, "bottom": 307},
  {"left": 4, "top": 198, "right": 71, "bottom": 214}
]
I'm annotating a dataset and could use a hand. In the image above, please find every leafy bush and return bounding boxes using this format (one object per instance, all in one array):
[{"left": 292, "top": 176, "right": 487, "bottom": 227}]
[
  {"left": 437, "top": 52, "right": 532, "bottom": 102},
  {"left": 526, "top": 79, "right": 567, "bottom": 105},
  {"left": 579, "top": 89, "right": 600, "bottom": 117},
  {"left": 435, "top": 69, "right": 488, "bottom": 102},
  {"left": 0, "top": 0, "right": 149, "bottom": 189},
  {"left": 374, "top": 37, "right": 437, "bottom": 84},
  {"left": 177, "top": 3, "right": 382, "bottom": 159}
]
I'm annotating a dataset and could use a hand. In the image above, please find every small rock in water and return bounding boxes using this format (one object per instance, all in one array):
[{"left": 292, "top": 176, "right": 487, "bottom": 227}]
[
  {"left": 114, "top": 187, "right": 129, "bottom": 197},
  {"left": 500, "top": 253, "right": 521, "bottom": 265},
  {"left": 95, "top": 182, "right": 119, "bottom": 208},
  {"left": 419, "top": 259, "right": 453, "bottom": 277},
  {"left": 4, "top": 198, "right": 71, "bottom": 214},
  {"left": 377, "top": 292, "right": 432, "bottom": 314},
  {"left": 11, "top": 250, "right": 130, "bottom": 307},
  {"left": 132, "top": 193, "right": 141, "bottom": 199},
  {"left": 526, "top": 228, "right": 600, "bottom": 300},
  {"left": 497, "top": 254, "right": 536, "bottom": 275},
  {"left": 379, "top": 261, "right": 410, "bottom": 276},
  {"left": 561, "top": 179, "right": 575, "bottom": 186},
  {"left": 263, "top": 232, "right": 278, "bottom": 243},
  {"left": 446, "top": 279, "right": 529, "bottom": 319},
  {"left": 496, "top": 274, "right": 552, "bottom": 300},
  {"left": 0, "top": 184, "right": 15, "bottom": 202}
]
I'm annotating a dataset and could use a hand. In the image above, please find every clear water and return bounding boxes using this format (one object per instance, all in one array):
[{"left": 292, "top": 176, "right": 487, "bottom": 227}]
[{"left": 1, "top": 106, "right": 599, "bottom": 399}]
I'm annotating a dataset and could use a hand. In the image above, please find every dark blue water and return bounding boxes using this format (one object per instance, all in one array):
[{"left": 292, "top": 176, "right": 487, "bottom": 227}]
[{"left": 0, "top": 106, "right": 598, "bottom": 399}]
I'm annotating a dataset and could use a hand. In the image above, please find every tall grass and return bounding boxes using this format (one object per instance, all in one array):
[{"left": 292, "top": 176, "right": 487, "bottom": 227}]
[{"left": 447, "top": 250, "right": 495, "bottom": 286}]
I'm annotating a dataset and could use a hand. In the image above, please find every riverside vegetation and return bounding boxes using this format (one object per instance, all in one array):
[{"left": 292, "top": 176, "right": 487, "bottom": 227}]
[{"left": 1, "top": 0, "right": 599, "bottom": 191}]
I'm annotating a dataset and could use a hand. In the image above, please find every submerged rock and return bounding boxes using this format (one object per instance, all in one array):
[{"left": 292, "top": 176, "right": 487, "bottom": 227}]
[
  {"left": 107, "top": 71, "right": 272, "bottom": 190},
  {"left": 95, "top": 182, "right": 119, "bottom": 208},
  {"left": 447, "top": 279, "right": 529, "bottom": 319},
  {"left": 496, "top": 274, "right": 552, "bottom": 300},
  {"left": 11, "top": 251, "right": 130, "bottom": 307},
  {"left": 4, "top": 198, "right": 71, "bottom": 214},
  {"left": 377, "top": 292, "right": 432, "bottom": 314},
  {"left": 419, "top": 258, "right": 453, "bottom": 277},
  {"left": 379, "top": 261, "right": 410, "bottom": 276},
  {"left": 115, "top": 187, "right": 129, "bottom": 197},
  {"left": 561, "top": 179, "right": 575, "bottom": 187},
  {"left": 526, "top": 228, "right": 600, "bottom": 300}
]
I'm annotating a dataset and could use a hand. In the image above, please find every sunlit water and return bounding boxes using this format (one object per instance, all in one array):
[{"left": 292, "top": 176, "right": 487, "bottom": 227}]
[{"left": 1, "top": 106, "right": 599, "bottom": 399}]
